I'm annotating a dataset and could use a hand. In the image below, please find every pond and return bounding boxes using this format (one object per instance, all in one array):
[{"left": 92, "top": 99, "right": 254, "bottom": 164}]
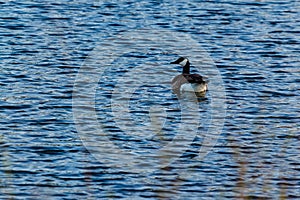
[{"left": 1, "top": 0, "right": 299, "bottom": 199}]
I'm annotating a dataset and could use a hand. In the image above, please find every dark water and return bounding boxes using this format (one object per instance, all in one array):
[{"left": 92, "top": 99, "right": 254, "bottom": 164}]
[{"left": 1, "top": 0, "right": 299, "bottom": 199}]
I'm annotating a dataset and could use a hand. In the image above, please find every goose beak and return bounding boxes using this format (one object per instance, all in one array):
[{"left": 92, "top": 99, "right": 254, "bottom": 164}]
[{"left": 170, "top": 61, "right": 177, "bottom": 64}]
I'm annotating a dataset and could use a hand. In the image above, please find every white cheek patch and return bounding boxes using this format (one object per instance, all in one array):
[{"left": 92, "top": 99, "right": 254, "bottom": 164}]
[{"left": 179, "top": 58, "right": 187, "bottom": 66}]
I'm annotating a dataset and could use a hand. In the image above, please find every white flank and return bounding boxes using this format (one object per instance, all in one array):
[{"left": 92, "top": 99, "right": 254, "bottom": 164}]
[{"left": 181, "top": 83, "right": 207, "bottom": 93}]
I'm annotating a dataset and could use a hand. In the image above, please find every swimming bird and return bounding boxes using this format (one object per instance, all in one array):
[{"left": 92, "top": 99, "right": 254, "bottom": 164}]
[{"left": 170, "top": 57, "right": 207, "bottom": 95}]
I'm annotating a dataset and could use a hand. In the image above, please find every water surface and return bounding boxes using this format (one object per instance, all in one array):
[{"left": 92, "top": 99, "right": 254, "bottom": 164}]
[{"left": 1, "top": 0, "right": 299, "bottom": 199}]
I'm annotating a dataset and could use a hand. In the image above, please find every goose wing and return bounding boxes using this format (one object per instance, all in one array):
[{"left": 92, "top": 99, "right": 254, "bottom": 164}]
[
  {"left": 183, "top": 74, "right": 206, "bottom": 84},
  {"left": 172, "top": 74, "right": 207, "bottom": 92}
]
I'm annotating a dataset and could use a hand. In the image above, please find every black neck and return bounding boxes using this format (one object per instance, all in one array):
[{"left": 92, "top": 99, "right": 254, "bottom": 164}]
[{"left": 182, "top": 61, "right": 190, "bottom": 74}]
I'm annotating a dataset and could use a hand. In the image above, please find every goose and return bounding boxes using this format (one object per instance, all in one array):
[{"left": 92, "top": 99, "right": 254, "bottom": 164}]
[{"left": 170, "top": 57, "right": 207, "bottom": 95}]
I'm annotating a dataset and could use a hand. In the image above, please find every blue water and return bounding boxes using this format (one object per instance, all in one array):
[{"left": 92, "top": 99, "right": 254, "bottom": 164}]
[{"left": 1, "top": 0, "right": 299, "bottom": 199}]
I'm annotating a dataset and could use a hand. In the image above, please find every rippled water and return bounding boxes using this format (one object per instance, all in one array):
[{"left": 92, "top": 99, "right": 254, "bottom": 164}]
[{"left": 1, "top": 0, "right": 299, "bottom": 199}]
